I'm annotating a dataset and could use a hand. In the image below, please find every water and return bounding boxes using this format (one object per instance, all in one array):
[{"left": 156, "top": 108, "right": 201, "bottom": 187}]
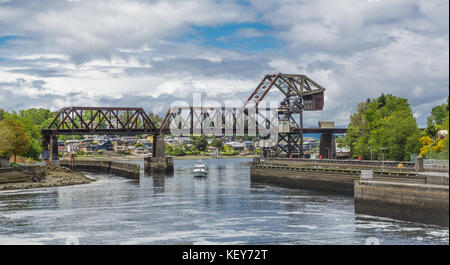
[{"left": 0, "top": 158, "right": 448, "bottom": 245}]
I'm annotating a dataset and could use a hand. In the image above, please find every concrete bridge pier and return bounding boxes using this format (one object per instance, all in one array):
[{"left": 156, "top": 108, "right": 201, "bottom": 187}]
[
  {"left": 144, "top": 134, "right": 174, "bottom": 174},
  {"left": 319, "top": 132, "right": 336, "bottom": 159},
  {"left": 42, "top": 134, "right": 59, "bottom": 163}
]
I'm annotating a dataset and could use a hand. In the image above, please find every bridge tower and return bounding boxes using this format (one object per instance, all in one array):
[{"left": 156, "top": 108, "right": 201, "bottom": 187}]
[{"left": 244, "top": 74, "right": 325, "bottom": 158}]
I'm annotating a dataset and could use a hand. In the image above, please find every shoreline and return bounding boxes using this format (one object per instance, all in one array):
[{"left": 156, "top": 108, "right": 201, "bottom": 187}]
[
  {"left": 0, "top": 166, "right": 96, "bottom": 191},
  {"left": 61, "top": 154, "right": 259, "bottom": 161}
]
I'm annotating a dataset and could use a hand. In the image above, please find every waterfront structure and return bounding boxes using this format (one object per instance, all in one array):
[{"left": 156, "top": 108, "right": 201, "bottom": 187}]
[{"left": 40, "top": 74, "right": 347, "bottom": 171}]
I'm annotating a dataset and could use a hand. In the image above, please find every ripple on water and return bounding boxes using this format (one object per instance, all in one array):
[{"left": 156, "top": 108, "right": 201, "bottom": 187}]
[{"left": 0, "top": 158, "right": 448, "bottom": 245}]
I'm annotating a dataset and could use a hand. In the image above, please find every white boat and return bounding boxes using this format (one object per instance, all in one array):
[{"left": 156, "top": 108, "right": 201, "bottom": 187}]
[{"left": 193, "top": 160, "right": 208, "bottom": 177}]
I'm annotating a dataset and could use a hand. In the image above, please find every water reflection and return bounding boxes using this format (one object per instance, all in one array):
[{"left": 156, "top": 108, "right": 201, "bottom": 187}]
[{"left": 151, "top": 174, "right": 166, "bottom": 193}]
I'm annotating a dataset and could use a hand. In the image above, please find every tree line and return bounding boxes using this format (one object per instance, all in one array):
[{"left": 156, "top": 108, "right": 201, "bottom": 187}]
[
  {"left": 1, "top": 96, "right": 448, "bottom": 163},
  {"left": 0, "top": 108, "right": 163, "bottom": 162},
  {"left": 344, "top": 94, "right": 449, "bottom": 161}
]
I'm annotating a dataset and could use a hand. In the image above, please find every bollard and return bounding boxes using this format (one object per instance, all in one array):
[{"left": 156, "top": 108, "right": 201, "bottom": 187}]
[{"left": 415, "top": 156, "right": 424, "bottom": 172}]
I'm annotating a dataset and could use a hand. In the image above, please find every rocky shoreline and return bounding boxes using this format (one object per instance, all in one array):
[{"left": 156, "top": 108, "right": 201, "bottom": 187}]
[{"left": 0, "top": 165, "right": 96, "bottom": 191}]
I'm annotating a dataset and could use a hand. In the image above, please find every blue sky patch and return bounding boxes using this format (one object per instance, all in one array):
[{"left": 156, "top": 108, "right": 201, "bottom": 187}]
[
  {"left": 0, "top": 35, "right": 20, "bottom": 46},
  {"left": 182, "top": 23, "right": 284, "bottom": 52}
]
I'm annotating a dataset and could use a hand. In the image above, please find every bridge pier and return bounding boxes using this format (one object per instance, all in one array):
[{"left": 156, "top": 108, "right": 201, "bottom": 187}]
[
  {"left": 144, "top": 134, "right": 174, "bottom": 174},
  {"left": 319, "top": 132, "right": 336, "bottom": 159},
  {"left": 42, "top": 134, "right": 59, "bottom": 163}
]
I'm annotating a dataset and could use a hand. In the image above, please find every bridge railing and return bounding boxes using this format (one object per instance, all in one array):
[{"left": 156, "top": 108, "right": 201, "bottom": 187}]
[{"left": 263, "top": 157, "right": 416, "bottom": 168}]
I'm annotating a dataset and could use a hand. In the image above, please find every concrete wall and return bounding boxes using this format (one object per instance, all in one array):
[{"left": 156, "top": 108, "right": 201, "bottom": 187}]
[
  {"left": 251, "top": 165, "right": 426, "bottom": 195},
  {"left": 59, "top": 160, "right": 140, "bottom": 179},
  {"left": 251, "top": 167, "right": 356, "bottom": 195},
  {"left": 354, "top": 180, "right": 449, "bottom": 227},
  {"left": 0, "top": 167, "right": 30, "bottom": 184},
  {"left": 0, "top": 156, "right": 10, "bottom": 168}
]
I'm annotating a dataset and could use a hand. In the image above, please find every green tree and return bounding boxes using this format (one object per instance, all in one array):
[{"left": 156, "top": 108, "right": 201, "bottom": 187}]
[
  {"left": 211, "top": 138, "right": 223, "bottom": 149},
  {"left": 442, "top": 114, "right": 449, "bottom": 154},
  {"left": 195, "top": 135, "right": 208, "bottom": 151},
  {"left": 344, "top": 101, "right": 370, "bottom": 158},
  {"left": 4, "top": 112, "right": 43, "bottom": 160},
  {"left": 426, "top": 103, "right": 448, "bottom": 137},
  {"left": 148, "top": 112, "right": 162, "bottom": 127},
  {"left": 0, "top": 119, "right": 31, "bottom": 163},
  {"left": 345, "top": 94, "right": 420, "bottom": 161},
  {"left": 0, "top": 109, "right": 5, "bottom": 121}
]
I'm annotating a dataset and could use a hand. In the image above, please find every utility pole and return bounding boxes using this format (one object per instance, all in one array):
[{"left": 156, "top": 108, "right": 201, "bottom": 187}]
[{"left": 378, "top": 147, "right": 388, "bottom": 171}]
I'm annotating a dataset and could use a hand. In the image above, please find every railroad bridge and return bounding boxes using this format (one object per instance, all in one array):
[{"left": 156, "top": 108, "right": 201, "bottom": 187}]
[{"left": 41, "top": 73, "right": 346, "bottom": 165}]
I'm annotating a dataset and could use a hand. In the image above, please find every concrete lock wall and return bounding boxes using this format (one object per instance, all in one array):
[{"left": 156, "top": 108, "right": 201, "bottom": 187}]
[
  {"left": 250, "top": 165, "right": 427, "bottom": 195},
  {"left": 354, "top": 180, "right": 449, "bottom": 227},
  {"left": 251, "top": 166, "right": 356, "bottom": 195},
  {"left": 59, "top": 160, "right": 140, "bottom": 179}
]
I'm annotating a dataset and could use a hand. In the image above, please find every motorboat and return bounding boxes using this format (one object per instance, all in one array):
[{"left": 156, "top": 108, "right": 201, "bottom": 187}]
[{"left": 193, "top": 160, "right": 208, "bottom": 177}]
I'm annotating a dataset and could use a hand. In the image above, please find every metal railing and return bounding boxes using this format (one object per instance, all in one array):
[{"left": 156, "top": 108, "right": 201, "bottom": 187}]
[
  {"left": 263, "top": 157, "right": 416, "bottom": 168},
  {"left": 424, "top": 159, "right": 449, "bottom": 170}
]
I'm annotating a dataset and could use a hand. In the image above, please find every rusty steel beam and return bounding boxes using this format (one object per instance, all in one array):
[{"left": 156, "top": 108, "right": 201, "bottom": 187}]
[{"left": 43, "top": 107, "right": 157, "bottom": 136}]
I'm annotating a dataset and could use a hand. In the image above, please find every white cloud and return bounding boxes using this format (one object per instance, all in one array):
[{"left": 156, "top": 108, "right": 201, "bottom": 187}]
[
  {"left": 0, "top": 0, "right": 254, "bottom": 62},
  {"left": 0, "top": 0, "right": 448, "bottom": 128}
]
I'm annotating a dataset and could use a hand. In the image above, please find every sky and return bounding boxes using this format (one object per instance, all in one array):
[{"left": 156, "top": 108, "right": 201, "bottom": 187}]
[{"left": 0, "top": 0, "right": 448, "bottom": 127}]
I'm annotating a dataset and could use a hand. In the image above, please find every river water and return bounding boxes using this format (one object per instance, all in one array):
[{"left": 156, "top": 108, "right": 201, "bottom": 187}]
[{"left": 0, "top": 158, "right": 448, "bottom": 245}]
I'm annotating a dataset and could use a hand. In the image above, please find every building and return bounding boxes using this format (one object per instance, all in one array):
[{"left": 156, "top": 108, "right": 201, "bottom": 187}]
[
  {"left": 318, "top": 121, "right": 335, "bottom": 128},
  {"left": 98, "top": 140, "right": 114, "bottom": 151},
  {"left": 243, "top": 141, "right": 255, "bottom": 150},
  {"left": 336, "top": 147, "right": 351, "bottom": 159},
  {"left": 114, "top": 145, "right": 128, "bottom": 153},
  {"left": 225, "top": 141, "right": 245, "bottom": 150},
  {"left": 67, "top": 145, "right": 79, "bottom": 153},
  {"left": 303, "top": 137, "right": 319, "bottom": 151}
]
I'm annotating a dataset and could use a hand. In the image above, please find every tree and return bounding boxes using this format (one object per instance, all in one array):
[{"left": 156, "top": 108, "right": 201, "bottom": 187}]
[
  {"left": 344, "top": 101, "right": 370, "bottom": 158},
  {"left": 3, "top": 112, "right": 43, "bottom": 160},
  {"left": 426, "top": 103, "right": 448, "bottom": 137},
  {"left": 345, "top": 94, "right": 420, "bottom": 161},
  {"left": 148, "top": 112, "right": 162, "bottom": 127},
  {"left": 0, "top": 109, "right": 5, "bottom": 121},
  {"left": 0, "top": 119, "right": 31, "bottom": 163},
  {"left": 211, "top": 138, "right": 223, "bottom": 149},
  {"left": 195, "top": 135, "right": 208, "bottom": 151}
]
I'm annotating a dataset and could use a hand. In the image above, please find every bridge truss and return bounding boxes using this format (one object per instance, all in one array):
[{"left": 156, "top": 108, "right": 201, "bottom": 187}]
[
  {"left": 244, "top": 73, "right": 326, "bottom": 157},
  {"left": 41, "top": 73, "right": 334, "bottom": 161},
  {"left": 160, "top": 106, "right": 278, "bottom": 140},
  {"left": 42, "top": 107, "right": 158, "bottom": 136}
]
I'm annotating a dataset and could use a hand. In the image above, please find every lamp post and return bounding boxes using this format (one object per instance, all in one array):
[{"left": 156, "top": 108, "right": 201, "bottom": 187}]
[{"left": 378, "top": 147, "right": 388, "bottom": 171}]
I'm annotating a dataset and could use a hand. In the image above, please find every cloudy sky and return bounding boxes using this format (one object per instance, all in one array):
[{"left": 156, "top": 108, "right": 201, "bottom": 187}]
[{"left": 0, "top": 0, "right": 448, "bottom": 127}]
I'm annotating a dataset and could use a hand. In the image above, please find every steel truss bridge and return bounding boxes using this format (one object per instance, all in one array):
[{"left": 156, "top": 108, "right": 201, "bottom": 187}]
[{"left": 42, "top": 73, "right": 346, "bottom": 161}]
